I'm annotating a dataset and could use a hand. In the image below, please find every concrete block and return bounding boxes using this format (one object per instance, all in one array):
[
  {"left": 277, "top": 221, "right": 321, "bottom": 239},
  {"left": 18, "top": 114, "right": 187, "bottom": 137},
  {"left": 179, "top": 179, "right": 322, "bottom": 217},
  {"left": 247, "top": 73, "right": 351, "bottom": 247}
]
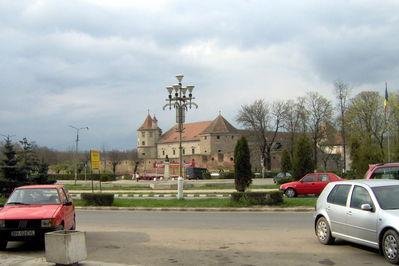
[{"left": 45, "top": 230, "right": 87, "bottom": 265}]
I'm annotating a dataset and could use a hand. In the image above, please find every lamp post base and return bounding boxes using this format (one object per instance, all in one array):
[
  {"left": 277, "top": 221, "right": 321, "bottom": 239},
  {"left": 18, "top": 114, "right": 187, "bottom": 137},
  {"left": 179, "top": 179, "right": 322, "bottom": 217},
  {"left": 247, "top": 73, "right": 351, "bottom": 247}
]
[{"left": 177, "top": 176, "right": 184, "bottom": 199}]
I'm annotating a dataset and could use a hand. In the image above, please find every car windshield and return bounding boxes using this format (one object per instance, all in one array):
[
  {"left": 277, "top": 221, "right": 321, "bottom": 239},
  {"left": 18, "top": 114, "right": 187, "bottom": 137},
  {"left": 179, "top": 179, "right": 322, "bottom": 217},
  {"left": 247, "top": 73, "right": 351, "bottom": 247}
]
[
  {"left": 6, "top": 188, "right": 60, "bottom": 205},
  {"left": 371, "top": 185, "right": 399, "bottom": 210}
]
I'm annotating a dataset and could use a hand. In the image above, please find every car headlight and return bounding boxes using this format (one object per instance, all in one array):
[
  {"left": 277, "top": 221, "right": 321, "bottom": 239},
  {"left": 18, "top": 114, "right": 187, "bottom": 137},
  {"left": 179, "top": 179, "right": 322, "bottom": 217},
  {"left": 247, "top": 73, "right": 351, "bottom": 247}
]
[
  {"left": 0, "top": 220, "right": 4, "bottom": 228},
  {"left": 41, "top": 219, "right": 54, "bottom": 228}
]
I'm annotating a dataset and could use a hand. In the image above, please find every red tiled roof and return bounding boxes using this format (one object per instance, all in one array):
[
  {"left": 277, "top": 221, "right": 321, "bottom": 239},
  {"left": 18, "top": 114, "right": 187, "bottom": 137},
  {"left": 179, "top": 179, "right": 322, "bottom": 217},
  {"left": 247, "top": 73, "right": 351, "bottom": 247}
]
[
  {"left": 202, "top": 115, "right": 238, "bottom": 134},
  {"left": 139, "top": 115, "right": 159, "bottom": 130},
  {"left": 159, "top": 121, "right": 212, "bottom": 143}
]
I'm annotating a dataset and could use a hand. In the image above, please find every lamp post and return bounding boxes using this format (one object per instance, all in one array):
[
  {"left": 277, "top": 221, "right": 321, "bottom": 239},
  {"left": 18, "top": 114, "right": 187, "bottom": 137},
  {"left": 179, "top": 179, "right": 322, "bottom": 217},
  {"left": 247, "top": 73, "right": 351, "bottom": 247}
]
[
  {"left": 163, "top": 74, "right": 198, "bottom": 180},
  {"left": 69, "top": 125, "right": 89, "bottom": 185}
]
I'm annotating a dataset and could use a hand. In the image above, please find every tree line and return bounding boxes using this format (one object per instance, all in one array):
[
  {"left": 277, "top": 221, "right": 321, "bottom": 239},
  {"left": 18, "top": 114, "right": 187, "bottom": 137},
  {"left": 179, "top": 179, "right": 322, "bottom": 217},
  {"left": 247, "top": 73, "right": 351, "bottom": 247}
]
[
  {"left": 0, "top": 136, "right": 138, "bottom": 184},
  {"left": 236, "top": 81, "right": 399, "bottom": 179}
]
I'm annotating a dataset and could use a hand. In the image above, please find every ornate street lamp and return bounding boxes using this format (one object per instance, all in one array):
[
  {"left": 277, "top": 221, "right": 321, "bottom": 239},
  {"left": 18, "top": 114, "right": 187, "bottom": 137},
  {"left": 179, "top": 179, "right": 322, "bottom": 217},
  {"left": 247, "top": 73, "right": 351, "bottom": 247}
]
[{"left": 163, "top": 74, "right": 198, "bottom": 179}]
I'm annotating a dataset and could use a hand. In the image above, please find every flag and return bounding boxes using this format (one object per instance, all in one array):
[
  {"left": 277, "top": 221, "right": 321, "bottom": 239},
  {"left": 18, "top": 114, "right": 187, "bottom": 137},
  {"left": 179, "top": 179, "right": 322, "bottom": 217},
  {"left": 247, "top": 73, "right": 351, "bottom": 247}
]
[{"left": 384, "top": 82, "right": 388, "bottom": 113}]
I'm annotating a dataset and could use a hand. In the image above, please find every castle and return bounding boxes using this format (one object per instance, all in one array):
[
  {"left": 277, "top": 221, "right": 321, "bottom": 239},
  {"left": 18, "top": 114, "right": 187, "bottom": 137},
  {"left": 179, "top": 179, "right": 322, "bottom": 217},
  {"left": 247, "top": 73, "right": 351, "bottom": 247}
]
[{"left": 136, "top": 113, "right": 243, "bottom": 175}]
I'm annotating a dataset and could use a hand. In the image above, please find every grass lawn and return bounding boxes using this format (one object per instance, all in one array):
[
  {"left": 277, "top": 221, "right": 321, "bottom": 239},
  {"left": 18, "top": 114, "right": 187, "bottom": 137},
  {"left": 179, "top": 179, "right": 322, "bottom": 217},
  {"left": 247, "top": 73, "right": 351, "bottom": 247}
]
[
  {"left": 74, "top": 196, "right": 317, "bottom": 208},
  {"left": 0, "top": 197, "right": 6, "bottom": 205},
  {"left": 65, "top": 183, "right": 279, "bottom": 191},
  {"left": 282, "top": 197, "right": 317, "bottom": 207}
]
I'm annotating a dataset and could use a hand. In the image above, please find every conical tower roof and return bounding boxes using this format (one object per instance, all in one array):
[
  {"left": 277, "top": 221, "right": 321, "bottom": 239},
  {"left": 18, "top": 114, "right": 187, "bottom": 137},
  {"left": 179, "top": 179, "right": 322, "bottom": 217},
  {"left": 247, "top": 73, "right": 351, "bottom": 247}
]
[
  {"left": 138, "top": 114, "right": 159, "bottom": 130},
  {"left": 201, "top": 115, "right": 238, "bottom": 134}
]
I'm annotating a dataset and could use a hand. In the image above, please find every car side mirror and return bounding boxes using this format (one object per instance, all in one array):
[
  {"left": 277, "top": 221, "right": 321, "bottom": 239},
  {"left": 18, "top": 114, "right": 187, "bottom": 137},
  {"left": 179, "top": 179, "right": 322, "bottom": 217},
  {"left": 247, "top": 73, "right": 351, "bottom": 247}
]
[
  {"left": 361, "top": 203, "right": 373, "bottom": 211},
  {"left": 64, "top": 201, "right": 73, "bottom": 206}
]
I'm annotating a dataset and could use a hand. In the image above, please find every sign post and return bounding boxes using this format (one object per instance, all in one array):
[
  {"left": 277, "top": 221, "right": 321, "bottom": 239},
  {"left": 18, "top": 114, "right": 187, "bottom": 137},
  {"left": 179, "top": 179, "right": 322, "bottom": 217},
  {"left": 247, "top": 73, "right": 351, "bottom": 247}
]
[{"left": 90, "top": 150, "right": 101, "bottom": 193}]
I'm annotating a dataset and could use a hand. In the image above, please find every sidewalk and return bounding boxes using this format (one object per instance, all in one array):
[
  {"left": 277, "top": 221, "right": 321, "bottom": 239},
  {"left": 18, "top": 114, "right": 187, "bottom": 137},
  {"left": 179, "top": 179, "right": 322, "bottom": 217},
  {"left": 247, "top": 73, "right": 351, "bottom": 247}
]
[
  {"left": 76, "top": 206, "right": 314, "bottom": 212},
  {"left": 0, "top": 256, "right": 136, "bottom": 266}
]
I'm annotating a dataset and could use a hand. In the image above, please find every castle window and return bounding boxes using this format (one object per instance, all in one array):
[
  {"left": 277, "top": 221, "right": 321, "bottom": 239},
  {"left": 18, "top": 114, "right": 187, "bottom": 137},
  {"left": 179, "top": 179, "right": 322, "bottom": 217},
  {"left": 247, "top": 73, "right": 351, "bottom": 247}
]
[
  {"left": 192, "top": 148, "right": 195, "bottom": 154},
  {"left": 162, "top": 150, "right": 165, "bottom": 156},
  {"left": 173, "top": 150, "right": 176, "bottom": 155},
  {"left": 231, "top": 136, "right": 234, "bottom": 139},
  {"left": 142, "top": 141, "right": 145, "bottom": 145},
  {"left": 218, "top": 153, "right": 223, "bottom": 162},
  {"left": 141, "top": 132, "right": 145, "bottom": 137},
  {"left": 204, "top": 136, "right": 207, "bottom": 140},
  {"left": 217, "top": 135, "right": 220, "bottom": 139},
  {"left": 218, "top": 149, "right": 222, "bottom": 153},
  {"left": 142, "top": 153, "right": 145, "bottom": 156},
  {"left": 230, "top": 157, "right": 234, "bottom": 161},
  {"left": 182, "top": 149, "right": 185, "bottom": 155}
]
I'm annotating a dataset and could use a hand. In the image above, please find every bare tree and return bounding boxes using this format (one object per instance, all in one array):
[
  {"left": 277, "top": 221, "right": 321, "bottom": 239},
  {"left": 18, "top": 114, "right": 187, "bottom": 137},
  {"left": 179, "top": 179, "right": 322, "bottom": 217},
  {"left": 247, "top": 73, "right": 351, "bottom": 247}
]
[
  {"left": 334, "top": 81, "right": 351, "bottom": 172},
  {"left": 236, "top": 99, "right": 286, "bottom": 171},
  {"left": 281, "top": 97, "right": 308, "bottom": 158},
  {"left": 108, "top": 150, "right": 122, "bottom": 176},
  {"left": 306, "top": 91, "right": 333, "bottom": 170}
]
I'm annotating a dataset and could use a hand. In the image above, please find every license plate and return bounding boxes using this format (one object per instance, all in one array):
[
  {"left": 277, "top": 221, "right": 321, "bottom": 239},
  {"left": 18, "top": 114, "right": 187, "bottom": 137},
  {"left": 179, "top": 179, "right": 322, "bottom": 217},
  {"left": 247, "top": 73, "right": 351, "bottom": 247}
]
[{"left": 11, "top": 230, "right": 35, "bottom": 237}]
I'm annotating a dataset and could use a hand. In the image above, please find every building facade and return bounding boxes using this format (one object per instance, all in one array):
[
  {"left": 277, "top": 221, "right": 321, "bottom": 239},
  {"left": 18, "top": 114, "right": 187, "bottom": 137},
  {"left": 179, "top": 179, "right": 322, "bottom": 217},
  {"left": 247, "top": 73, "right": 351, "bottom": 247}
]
[{"left": 137, "top": 114, "right": 242, "bottom": 174}]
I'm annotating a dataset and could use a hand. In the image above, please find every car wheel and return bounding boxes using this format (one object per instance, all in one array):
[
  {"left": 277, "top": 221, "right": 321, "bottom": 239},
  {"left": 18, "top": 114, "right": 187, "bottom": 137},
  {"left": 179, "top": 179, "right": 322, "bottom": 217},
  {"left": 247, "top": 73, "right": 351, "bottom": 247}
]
[
  {"left": 285, "top": 188, "right": 296, "bottom": 198},
  {"left": 316, "top": 217, "right": 334, "bottom": 245},
  {"left": 0, "top": 240, "right": 7, "bottom": 250},
  {"left": 382, "top": 229, "right": 399, "bottom": 264}
]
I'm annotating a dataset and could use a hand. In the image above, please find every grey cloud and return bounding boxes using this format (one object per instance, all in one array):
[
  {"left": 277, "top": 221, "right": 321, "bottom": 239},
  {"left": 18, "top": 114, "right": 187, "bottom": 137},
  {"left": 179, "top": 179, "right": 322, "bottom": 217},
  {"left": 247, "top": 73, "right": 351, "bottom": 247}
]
[{"left": 1, "top": 0, "right": 398, "bottom": 149}]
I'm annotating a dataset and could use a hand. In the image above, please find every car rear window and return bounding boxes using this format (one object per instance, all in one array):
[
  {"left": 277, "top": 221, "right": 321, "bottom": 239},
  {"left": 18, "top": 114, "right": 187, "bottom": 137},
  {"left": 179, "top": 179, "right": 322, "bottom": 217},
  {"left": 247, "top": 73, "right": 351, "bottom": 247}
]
[
  {"left": 371, "top": 166, "right": 399, "bottom": 179},
  {"left": 372, "top": 185, "right": 399, "bottom": 210},
  {"left": 327, "top": 184, "right": 351, "bottom": 206}
]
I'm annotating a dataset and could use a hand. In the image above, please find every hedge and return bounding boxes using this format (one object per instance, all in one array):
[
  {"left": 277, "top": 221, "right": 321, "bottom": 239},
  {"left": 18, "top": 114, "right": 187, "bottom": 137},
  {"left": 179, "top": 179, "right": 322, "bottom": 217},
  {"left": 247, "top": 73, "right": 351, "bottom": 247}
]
[
  {"left": 231, "top": 191, "right": 283, "bottom": 205},
  {"left": 275, "top": 176, "right": 294, "bottom": 185},
  {"left": 48, "top": 173, "right": 116, "bottom": 182},
  {"left": 81, "top": 193, "right": 114, "bottom": 206}
]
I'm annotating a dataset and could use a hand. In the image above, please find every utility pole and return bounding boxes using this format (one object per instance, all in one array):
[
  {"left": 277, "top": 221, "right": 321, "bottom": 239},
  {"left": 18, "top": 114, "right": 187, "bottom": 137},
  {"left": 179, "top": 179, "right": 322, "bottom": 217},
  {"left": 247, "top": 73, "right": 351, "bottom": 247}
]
[{"left": 69, "top": 126, "right": 89, "bottom": 185}]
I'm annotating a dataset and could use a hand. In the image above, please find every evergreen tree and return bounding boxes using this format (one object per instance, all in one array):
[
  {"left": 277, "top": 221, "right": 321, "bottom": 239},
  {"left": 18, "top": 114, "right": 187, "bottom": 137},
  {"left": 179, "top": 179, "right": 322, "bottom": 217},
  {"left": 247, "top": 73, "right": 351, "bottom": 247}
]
[
  {"left": 292, "top": 134, "right": 313, "bottom": 180},
  {"left": 280, "top": 149, "right": 292, "bottom": 173},
  {"left": 18, "top": 138, "right": 39, "bottom": 180},
  {"left": 349, "top": 136, "right": 383, "bottom": 178},
  {"left": 234, "top": 137, "right": 252, "bottom": 192},
  {"left": 1, "top": 136, "right": 23, "bottom": 181}
]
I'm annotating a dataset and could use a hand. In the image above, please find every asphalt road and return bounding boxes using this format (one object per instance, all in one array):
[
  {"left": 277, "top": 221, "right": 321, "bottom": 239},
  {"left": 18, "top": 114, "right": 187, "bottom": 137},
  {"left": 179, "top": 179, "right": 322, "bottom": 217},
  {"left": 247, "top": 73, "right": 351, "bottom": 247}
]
[{"left": 1, "top": 210, "right": 388, "bottom": 265}]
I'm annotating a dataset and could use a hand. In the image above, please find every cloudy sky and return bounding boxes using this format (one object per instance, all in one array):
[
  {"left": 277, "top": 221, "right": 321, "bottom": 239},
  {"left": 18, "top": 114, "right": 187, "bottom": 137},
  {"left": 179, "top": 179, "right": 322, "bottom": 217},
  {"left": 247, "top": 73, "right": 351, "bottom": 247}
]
[{"left": 1, "top": 0, "right": 398, "bottom": 151}]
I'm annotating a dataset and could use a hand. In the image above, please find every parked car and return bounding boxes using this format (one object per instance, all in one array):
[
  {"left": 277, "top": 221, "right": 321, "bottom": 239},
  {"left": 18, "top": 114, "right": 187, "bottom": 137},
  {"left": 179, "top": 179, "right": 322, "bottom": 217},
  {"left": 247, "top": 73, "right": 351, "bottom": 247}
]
[
  {"left": 0, "top": 184, "right": 76, "bottom": 250},
  {"left": 365, "top": 162, "right": 399, "bottom": 180},
  {"left": 280, "top": 172, "right": 343, "bottom": 197},
  {"left": 273, "top": 172, "right": 292, "bottom": 184},
  {"left": 314, "top": 179, "right": 399, "bottom": 264}
]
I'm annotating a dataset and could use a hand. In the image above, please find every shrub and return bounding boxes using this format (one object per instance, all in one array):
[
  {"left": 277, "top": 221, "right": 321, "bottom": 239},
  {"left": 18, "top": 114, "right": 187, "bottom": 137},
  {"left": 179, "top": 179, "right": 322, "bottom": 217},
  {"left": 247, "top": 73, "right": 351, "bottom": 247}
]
[
  {"left": 231, "top": 191, "right": 283, "bottom": 205},
  {"left": 81, "top": 193, "right": 114, "bottom": 206},
  {"left": 275, "top": 176, "right": 294, "bottom": 185},
  {"left": 48, "top": 173, "right": 116, "bottom": 181},
  {"left": 263, "top": 171, "right": 279, "bottom": 178}
]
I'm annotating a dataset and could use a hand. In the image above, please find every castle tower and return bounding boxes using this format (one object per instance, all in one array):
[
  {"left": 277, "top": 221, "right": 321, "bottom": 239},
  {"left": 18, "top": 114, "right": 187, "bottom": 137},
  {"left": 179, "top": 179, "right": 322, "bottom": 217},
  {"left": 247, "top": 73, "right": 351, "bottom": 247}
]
[{"left": 137, "top": 113, "right": 162, "bottom": 159}]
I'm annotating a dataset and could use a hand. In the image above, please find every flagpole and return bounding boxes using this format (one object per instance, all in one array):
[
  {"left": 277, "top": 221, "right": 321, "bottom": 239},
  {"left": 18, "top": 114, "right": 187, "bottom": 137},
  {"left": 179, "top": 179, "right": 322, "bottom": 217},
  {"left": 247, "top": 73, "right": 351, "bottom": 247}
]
[{"left": 385, "top": 81, "right": 390, "bottom": 162}]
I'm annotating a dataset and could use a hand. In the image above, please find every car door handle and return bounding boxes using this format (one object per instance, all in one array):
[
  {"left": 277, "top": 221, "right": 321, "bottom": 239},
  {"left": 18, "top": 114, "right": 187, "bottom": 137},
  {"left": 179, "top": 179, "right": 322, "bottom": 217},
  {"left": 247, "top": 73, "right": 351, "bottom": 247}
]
[{"left": 347, "top": 211, "right": 352, "bottom": 216}]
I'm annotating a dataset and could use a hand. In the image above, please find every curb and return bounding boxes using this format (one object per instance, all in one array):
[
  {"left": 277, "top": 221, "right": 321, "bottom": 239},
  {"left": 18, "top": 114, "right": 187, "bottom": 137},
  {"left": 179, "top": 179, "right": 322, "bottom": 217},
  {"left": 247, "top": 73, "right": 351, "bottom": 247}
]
[{"left": 76, "top": 206, "right": 314, "bottom": 212}]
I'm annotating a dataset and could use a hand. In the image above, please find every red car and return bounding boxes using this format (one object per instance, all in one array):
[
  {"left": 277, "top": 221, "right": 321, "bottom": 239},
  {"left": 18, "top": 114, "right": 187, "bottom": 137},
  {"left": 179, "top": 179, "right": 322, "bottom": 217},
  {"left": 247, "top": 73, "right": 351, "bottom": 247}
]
[
  {"left": 279, "top": 172, "right": 343, "bottom": 197},
  {"left": 0, "top": 184, "right": 76, "bottom": 250},
  {"left": 364, "top": 162, "right": 399, "bottom": 179}
]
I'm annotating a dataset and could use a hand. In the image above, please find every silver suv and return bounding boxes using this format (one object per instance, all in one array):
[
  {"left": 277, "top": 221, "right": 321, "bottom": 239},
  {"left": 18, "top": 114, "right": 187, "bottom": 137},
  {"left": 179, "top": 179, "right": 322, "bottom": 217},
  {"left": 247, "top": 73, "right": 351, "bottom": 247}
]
[{"left": 314, "top": 179, "right": 399, "bottom": 264}]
